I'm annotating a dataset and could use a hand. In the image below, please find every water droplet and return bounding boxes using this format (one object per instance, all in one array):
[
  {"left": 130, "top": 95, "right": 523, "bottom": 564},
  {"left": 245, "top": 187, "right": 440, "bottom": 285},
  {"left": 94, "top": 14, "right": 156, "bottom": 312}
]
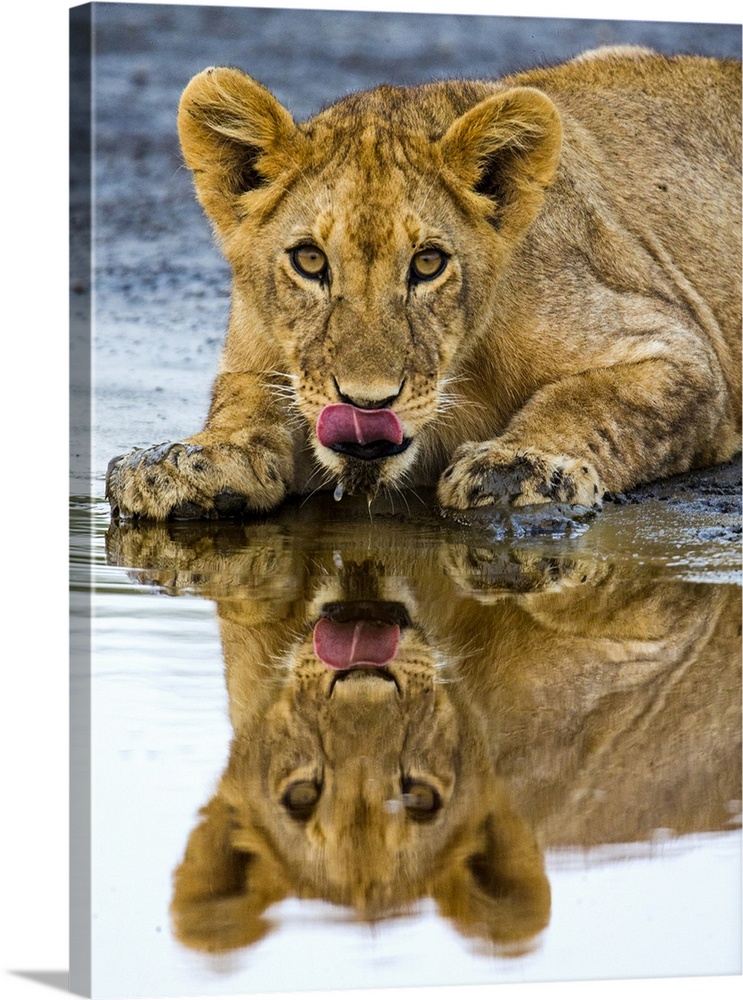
[{"left": 333, "top": 481, "right": 344, "bottom": 502}]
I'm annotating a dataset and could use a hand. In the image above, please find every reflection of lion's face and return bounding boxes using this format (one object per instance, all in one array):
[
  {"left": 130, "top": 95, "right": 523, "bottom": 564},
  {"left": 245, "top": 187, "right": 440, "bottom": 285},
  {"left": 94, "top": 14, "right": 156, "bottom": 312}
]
[
  {"left": 225, "top": 628, "right": 462, "bottom": 913},
  {"left": 172, "top": 573, "right": 550, "bottom": 954}
]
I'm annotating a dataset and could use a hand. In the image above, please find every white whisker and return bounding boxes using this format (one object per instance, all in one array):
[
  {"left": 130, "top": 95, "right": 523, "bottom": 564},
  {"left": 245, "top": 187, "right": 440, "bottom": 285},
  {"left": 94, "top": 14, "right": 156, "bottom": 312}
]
[
  {"left": 265, "top": 368, "right": 300, "bottom": 383},
  {"left": 300, "top": 471, "right": 334, "bottom": 506},
  {"left": 396, "top": 469, "right": 427, "bottom": 509},
  {"left": 391, "top": 482, "right": 412, "bottom": 516}
]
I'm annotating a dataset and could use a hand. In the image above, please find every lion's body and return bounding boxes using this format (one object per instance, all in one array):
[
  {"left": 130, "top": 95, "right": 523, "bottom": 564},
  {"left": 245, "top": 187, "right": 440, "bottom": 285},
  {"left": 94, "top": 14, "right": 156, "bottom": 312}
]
[{"left": 107, "top": 48, "right": 741, "bottom": 519}]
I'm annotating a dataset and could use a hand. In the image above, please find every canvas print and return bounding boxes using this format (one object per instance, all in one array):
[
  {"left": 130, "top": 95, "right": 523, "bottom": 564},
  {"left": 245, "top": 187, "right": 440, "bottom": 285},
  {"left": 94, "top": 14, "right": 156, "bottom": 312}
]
[{"left": 70, "top": 2, "right": 742, "bottom": 997}]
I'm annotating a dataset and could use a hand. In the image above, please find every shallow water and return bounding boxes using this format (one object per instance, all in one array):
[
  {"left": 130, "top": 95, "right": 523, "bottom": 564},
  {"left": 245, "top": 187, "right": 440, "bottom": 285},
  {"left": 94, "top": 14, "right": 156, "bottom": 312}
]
[{"left": 71, "top": 489, "right": 741, "bottom": 997}]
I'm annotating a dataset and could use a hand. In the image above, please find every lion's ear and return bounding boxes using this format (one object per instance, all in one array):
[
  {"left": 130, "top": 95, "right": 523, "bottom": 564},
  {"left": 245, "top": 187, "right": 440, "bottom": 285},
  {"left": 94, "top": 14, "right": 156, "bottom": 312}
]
[
  {"left": 178, "top": 67, "right": 297, "bottom": 232},
  {"left": 431, "top": 807, "right": 551, "bottom": 951},
  {"left": 170, "top": 795, "right": 288, "bottom": 953},
  {"left": 439, "top": 87, "right": 562, "bottom": 234}
]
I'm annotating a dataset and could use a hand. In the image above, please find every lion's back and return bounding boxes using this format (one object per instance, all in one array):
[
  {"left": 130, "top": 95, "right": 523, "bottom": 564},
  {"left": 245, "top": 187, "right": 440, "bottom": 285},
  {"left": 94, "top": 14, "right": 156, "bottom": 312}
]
[{"left": 504, "top": 51, "right": 741, "bottom": 409}]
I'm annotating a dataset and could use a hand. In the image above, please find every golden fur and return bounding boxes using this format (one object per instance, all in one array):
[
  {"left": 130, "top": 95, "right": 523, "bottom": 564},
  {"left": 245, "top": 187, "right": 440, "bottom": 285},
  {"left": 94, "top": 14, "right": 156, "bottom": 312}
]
[
  {"left": 106, "top": 511, "right": 741, "bottom": 953},
  {"left": 107, "top": 47, "right": 741, "bottom": 518}
]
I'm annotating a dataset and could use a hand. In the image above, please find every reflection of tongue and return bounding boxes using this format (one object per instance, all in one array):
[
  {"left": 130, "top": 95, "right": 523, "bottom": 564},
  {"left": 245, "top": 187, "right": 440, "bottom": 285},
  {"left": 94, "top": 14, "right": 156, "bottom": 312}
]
[
  {"left": 316, "top": 403, "right": 403, "bottom": 449},
  {"left": 313, "top": 618, "right": 401, "bottom": 670}
]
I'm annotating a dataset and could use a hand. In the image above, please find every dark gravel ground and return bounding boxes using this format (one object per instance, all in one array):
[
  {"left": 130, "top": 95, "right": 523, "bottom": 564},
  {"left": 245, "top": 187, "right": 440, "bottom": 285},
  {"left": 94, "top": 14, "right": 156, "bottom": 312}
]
[{"left": 71, "top": 3, "right": 741, "bottom": 554}]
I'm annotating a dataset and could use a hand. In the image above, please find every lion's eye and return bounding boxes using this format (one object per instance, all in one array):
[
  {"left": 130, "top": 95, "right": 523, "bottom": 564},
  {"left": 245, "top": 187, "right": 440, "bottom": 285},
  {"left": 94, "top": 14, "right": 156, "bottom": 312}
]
[
  {"left": 290, "top": 244, "right": 328, "bottom": 279},
  {"left": 282, "top": 780, "right": 321, "bottom": 820},
  {"left": 402, "top": 778, "right": 442, "bottom": 821},
  {"left": 410, "top": 248, "right": 447, "bottom": 282}
]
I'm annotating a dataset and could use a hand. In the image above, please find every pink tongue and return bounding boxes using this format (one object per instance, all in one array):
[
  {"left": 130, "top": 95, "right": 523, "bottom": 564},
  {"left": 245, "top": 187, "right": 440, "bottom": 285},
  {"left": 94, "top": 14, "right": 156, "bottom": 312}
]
[
  {"left": 313, "top": 618, "right": 401, "bottom": 670},
  {"left": 316, "top": 403, "right": 403, "bottom": 449}
]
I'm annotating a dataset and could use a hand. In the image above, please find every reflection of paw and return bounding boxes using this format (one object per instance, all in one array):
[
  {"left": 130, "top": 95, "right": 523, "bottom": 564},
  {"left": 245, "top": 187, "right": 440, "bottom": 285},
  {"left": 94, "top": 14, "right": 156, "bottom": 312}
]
[
  {"left": 105, "top": 519, "right": 299, "bottom": 608},
  {"left": 106, "top": 440, "right": 288, "bottom": 520},
  {"left": 441, "top": 544, "right": 607, "bottom": 600},
  {"left": 438, "top": 443, "right": 602, "bottom": 510}
]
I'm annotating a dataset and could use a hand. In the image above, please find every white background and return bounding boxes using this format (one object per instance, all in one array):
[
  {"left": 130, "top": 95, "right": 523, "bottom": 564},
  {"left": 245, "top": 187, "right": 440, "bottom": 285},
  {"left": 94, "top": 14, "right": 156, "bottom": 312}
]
[{"left": 2, "top": 1, "right": 741, "bottom": 999}]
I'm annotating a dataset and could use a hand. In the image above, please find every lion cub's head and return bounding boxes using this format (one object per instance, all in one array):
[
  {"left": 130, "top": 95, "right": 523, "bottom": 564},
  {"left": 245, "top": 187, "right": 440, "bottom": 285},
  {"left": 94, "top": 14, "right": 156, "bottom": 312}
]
[
  {"left": 171, "top": 573, "right": 550, "bottom": 954},
  {"left": 177, "top": 68, "right": 562, "bottom": 495}
]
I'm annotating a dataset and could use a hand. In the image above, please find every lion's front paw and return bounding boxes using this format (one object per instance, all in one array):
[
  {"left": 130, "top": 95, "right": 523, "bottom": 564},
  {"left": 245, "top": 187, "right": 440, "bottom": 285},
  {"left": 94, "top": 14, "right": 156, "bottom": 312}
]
[
  {"left": 437, "top": 442, "right": 602, "bottom": 510},
  {"left": 106, "top": 439, "right": 288, "bottom": 520}
]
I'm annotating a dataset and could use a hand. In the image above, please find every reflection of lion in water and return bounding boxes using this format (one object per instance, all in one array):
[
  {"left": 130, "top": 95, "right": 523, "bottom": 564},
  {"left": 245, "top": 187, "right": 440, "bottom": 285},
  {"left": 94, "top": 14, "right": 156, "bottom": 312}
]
[
  {"left": 174, "top": 578, "right": 551, "bottom": 953},
  {"left": 107, "top": 506, "right": 741, "bottom": 953}
]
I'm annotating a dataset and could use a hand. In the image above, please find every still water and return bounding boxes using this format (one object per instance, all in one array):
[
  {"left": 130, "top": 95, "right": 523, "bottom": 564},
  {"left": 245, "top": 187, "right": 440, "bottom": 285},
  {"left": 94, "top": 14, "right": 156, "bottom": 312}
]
[{"left": 71, "top": 489, "right": 741, "bottom": 998}]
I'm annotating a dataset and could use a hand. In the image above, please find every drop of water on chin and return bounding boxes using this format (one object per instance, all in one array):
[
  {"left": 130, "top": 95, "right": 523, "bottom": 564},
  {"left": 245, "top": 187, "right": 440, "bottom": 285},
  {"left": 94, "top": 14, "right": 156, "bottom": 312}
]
[{"left": 333, "top": 481, "right": 344, "bottom": 502}]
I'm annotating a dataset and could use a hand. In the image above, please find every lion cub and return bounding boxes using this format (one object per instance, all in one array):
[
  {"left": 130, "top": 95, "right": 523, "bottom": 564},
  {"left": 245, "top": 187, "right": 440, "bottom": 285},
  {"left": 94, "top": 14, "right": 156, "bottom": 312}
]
[{"left": 107, "top": 47, "right": 741, "bottom": 519}]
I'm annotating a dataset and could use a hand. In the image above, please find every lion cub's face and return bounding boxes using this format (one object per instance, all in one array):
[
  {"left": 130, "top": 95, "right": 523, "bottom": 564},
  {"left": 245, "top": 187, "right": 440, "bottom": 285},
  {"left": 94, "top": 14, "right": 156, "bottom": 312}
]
[
  {"left": 227, "top": 123, "right": 501, "bottom": 497},
  {"left": 256, "top": 156, "right": 475, "bottom": 494},
  {"left": 178, "top": 70, "right": 562, "bottom": 495}
]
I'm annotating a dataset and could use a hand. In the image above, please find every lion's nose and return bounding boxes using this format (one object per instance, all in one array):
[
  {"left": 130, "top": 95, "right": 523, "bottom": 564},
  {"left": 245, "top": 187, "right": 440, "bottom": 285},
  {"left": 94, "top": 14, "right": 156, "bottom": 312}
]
[{"left": 333, "top": 377, "right": 404, "bottom": 410}]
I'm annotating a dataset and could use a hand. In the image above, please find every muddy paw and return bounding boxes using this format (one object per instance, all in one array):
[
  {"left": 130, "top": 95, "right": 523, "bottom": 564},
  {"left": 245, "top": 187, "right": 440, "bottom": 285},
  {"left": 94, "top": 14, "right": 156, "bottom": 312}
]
[
  {"left": 106, "top": 439, "right": 288, "bottom": 520},
  {"left": 437, "top": 442, "right": 602, "bottom": 510}
]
